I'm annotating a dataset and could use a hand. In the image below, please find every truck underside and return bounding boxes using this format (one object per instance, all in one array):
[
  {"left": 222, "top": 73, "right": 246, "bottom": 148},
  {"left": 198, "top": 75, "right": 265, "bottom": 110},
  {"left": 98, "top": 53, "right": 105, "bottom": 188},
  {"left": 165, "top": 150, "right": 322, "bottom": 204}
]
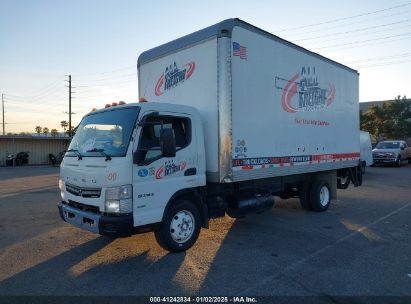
[{"left": 204, "top": 165, "right": 362, "bottom": 220}]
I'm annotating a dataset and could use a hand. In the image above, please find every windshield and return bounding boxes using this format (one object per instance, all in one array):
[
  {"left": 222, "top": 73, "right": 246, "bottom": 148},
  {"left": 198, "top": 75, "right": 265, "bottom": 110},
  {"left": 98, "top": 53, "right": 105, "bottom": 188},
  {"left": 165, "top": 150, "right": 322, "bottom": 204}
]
[
  {"left": 375, "top": 142, "right": 400, "bottom": 149},
  {"left": 67, "top": 107, "right": 140, "bottom": 157}
]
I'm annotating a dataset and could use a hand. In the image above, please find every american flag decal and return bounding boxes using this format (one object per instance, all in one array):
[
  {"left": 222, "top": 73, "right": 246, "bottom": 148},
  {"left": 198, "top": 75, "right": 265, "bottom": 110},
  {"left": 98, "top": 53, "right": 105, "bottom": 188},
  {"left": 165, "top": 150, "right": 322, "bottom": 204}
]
[{"left": 233, "top": 42, "right": 247, "bottom": 59}]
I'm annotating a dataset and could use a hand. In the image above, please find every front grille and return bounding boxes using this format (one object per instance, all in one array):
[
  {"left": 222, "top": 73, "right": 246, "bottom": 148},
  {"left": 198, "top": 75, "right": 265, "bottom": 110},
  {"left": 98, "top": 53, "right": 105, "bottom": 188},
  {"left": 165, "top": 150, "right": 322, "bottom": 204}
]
[
  {"left": 373, "top": 153, "right": 394, "bottom": 159},
  {"left": 66, "top": 200, "right": 100, "bottom": 214},
  {"left": 66, "top": 183, "right": 101, "bottom": 198}
]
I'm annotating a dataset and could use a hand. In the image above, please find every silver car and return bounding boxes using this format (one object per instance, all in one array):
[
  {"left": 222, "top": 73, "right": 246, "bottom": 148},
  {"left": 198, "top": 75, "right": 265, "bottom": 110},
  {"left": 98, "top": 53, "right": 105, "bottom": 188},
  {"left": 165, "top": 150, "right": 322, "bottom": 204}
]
[{"left": 372, "top": 140, "right": 411, "bottom": 167}]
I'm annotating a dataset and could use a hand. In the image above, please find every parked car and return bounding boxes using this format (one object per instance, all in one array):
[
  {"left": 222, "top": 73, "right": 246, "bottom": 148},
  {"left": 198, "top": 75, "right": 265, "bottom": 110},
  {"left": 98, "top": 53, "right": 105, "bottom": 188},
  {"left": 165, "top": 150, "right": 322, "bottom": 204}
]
[
  {"left": 372, "top": 140, "right": 411, "bottom": 167},
  {"left": 360, "top": 131, "right": 373, "bottom": 173}
]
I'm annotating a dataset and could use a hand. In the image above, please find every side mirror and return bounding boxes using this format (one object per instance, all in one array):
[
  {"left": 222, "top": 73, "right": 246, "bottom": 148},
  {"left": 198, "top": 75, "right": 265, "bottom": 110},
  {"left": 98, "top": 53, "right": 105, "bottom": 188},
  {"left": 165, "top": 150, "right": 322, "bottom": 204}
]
[
  {"left": 161, "top": 128, "right": 176, "bottom": 157},
  {"left": 401, "top": 146, "right": 405, "bottom": 150}
]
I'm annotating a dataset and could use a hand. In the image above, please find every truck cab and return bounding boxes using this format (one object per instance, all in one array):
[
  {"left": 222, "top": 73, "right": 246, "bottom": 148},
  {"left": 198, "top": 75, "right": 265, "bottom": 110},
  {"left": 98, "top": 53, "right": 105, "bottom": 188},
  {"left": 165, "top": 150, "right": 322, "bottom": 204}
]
[{"left": 58, "top": 102, "right": 206, "bottom": 251}]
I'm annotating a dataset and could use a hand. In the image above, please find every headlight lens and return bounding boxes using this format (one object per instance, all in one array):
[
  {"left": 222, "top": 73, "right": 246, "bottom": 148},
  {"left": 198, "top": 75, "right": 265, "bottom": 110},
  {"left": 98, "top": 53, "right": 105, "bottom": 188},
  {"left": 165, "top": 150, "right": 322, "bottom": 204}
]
[
  {"left": 58, "top": 179, "right": 64, "bottom": 190},
  {"left": 105, "top": 185, "right": 132, "bottom": 213},
  {"left": 105, "top": 200, "right": 120, "bottom": 213}
]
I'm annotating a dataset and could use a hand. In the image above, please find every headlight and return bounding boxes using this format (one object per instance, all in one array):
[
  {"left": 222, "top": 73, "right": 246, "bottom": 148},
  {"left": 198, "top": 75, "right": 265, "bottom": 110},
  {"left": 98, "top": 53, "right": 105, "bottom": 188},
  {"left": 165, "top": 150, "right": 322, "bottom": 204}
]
[
  {"left": 58, "top": 179, "right": 64, "bottom": 190},
  {"left": 105, "top": 200, "right": 120, "bottom": 213},
  {"left": 105, "top": 185, "right": 132, "bottom": 213}
]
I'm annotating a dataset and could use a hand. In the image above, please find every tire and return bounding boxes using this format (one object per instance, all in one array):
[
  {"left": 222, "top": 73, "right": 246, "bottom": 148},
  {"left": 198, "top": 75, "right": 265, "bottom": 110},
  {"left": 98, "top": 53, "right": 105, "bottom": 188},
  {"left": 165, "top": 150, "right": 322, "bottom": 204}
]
[
  {"left": 299, "top": 181, "right": 312, "bottom": 210},
  {"left": 309, "top": 180, "right": 331, "bottom": 212},
  {"left": 154, "top": 199, "right": 201, "bottom": 252},
  {"left": 396, "top": 156, "right": 401, "bottom": 167}
]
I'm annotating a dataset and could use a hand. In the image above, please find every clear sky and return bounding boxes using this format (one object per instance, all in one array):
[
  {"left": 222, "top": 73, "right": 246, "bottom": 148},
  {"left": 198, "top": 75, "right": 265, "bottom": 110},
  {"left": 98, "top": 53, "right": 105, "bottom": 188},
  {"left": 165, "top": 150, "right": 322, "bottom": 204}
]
[{"left": 1, "top": 0, "right": 411, "bottom": 133}]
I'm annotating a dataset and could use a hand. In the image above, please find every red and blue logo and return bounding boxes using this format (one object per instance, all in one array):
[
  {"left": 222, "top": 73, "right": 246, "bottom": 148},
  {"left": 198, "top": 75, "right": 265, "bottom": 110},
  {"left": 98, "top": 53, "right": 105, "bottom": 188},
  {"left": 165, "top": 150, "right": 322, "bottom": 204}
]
[
  {"left": 154, "top": 61, "right": 195, "bottom": 96},
  {"left": 281, "top": 66, "right": 335, "bottom": 113},
  {"left": 155, "top": 160, "right": 187, "bottom": 179}
]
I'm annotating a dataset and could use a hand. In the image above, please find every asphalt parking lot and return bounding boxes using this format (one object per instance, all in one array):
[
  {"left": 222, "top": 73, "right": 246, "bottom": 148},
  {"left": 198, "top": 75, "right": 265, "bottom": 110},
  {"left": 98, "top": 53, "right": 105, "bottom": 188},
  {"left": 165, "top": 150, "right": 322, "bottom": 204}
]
[{"left": 0, "top": 164, "right": 410, "bottom": 298}]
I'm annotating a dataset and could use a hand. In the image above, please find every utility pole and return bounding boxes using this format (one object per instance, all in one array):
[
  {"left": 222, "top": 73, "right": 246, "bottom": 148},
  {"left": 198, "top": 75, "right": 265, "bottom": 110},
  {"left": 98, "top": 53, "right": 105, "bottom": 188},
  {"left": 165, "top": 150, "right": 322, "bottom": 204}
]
[
  {"left": 65, "top": 75, "right": 75, "bottom": 138},
  {"left": 68, "top": 75, "right": 72, "bottom": 137},
  {"left": 2, "top": 93, "right": 4, "bottom": 136}
]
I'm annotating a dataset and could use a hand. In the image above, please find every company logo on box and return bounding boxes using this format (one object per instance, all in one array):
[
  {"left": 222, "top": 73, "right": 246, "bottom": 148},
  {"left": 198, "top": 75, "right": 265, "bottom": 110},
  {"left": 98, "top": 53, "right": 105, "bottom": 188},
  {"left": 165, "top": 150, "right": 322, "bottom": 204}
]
[
  {"left": 154, "top": 61, "right": 195, "bottom": 96},
  {"left": 281, "top": 66, "right": 335, "bottom": 113}
]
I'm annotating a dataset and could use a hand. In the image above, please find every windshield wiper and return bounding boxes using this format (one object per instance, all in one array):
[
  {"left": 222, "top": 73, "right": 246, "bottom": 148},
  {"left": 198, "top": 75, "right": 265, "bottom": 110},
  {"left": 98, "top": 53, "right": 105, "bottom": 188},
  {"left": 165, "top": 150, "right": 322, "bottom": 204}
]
[
  {"left": 66, "top": 149, "right": 83, "bottom": 160},
  {"left": 86, "top": 148, "right": 112, "bottom": 161}
]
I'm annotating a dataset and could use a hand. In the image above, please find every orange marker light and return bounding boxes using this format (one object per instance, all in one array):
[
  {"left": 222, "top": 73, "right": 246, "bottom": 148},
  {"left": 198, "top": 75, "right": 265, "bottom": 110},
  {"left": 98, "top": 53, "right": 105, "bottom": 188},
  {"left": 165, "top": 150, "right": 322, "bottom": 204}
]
[
  {"left": 118, "top": 101, "right": 126, "bottom": 105},
  {"left": 105, "top": 104, "right": 111, "bottom": 108},
  {"left": 111, "top": 102, "right": 118, "bottom": 106},
  {"left": 139, "top": 98, "right": 147, "bottom": 102},
  {"left": 91, "top": 108, "right": 97, "bottom": 112}
]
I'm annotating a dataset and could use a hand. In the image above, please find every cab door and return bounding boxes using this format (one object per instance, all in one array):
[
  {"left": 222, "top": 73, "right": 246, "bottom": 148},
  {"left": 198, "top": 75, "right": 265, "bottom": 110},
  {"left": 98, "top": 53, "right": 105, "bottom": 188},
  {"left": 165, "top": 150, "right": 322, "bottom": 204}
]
[{"left": 131, "top": 112, "right": 198, "bottom": 227}]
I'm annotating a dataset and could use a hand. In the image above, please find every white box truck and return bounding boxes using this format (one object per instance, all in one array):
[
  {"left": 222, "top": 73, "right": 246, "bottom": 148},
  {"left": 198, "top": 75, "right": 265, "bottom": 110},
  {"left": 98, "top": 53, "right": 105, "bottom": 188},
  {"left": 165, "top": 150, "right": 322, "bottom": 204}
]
[{"left": 58, "top": 19, "right": 362, "bottom": 252}]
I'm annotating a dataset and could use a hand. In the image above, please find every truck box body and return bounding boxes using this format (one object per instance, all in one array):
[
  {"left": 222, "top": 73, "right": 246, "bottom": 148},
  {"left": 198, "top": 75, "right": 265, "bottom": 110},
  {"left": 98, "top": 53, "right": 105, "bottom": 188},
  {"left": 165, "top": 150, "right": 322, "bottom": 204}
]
[{"left": 138, "top": 18, "right": 360, "bottom": 183}]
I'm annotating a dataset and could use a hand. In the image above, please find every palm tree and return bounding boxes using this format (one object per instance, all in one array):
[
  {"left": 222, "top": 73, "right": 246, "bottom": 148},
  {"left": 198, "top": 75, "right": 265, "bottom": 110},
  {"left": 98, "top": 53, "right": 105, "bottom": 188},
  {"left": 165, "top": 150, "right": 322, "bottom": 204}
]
[
  {"left": 60, "top": 121, "right": 68, "bottom": 134},
  {"left": 43, "top": 127, "right": 49, "bottom": 136},
  {"left": 35, "top": 126, "right": 42, "bottom": 136},
  {"left": 50, "top": 129, "right": 59, "bottom": 137}
]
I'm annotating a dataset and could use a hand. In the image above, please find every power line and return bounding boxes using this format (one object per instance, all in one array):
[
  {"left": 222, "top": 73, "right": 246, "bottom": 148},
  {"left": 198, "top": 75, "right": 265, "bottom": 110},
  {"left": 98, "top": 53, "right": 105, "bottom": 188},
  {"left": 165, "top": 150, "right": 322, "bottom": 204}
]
[
  {"left": 315, "top": 35, "right": 411, "bottom": 53},
  {"left": 294, "top": 18, "right": 411, "bottom": 42},
  {"left": 302, "top": 24, "right": 411, "bottom": 48},
  {"left": 311, "top": 31, "right": 411, "bottom": 50},
  {"left": 73, "top": 66, "right": 134, "bottom": 77},
  {"left": 5, "top": 79, "right": 63, "bottom": 99},
  {"left": 343, "top": 52, "right": 411, "bottom": 64},
  {"left": 74, "top": 80, "right": 136, "bottom": 89},
  {"left": 357, "top": 59, "right": 411, "bottom": 68},
  {"left": 277, "top": 2, "right": 411, "bottom": 32},
  {"left": 4, "top": 83, "right": 66, "bottom": 103},
  {"left": 75, "top": 72, "right": 136, "bottom": 82},
  {"left": 284, "top": 9, "right": 411, "bottom": 38}
]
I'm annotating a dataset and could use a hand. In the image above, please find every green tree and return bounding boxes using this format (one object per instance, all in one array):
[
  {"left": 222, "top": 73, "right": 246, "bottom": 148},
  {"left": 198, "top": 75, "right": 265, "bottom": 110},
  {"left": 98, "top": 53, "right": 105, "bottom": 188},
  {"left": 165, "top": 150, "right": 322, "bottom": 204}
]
[
  {"left": 360, "top": 95, "right": 411, "bottom": 141},
  {"left": 60, "top": 120, "right": 68, "bottom": 134},
  {"left": 50, "top": 129, "right": 59, "bottom": 137},
  {"left": 35, "top": 126, "right": 42, "bottom": 136},
  {"left": 43, "top": 127, "right": 49, "bottom": 136}
]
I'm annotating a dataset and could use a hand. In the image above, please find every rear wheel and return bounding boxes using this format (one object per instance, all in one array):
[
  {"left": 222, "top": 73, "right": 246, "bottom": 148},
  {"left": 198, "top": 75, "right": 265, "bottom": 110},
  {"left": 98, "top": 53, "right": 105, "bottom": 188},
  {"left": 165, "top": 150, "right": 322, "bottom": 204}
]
[
  {"left": 154, "top": 199, "right": 201, "bottom": 252},
  {"left": 309, "top": 180, "right": 331, "bottom": 212}
]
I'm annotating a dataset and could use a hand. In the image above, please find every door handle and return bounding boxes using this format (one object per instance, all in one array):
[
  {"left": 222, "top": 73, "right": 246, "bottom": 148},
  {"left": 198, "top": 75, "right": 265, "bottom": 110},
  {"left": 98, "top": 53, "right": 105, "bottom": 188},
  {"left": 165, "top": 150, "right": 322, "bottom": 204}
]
[{"left": 184, "top": 168, "right": 197, "bottom": 176}]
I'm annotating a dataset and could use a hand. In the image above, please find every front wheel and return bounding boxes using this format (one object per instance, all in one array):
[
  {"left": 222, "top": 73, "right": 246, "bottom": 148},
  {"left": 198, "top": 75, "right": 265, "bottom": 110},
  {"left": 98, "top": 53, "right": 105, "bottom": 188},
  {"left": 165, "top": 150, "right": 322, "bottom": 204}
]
[{"left": 154, "top": 199, "right": 201, "bottom": 252}]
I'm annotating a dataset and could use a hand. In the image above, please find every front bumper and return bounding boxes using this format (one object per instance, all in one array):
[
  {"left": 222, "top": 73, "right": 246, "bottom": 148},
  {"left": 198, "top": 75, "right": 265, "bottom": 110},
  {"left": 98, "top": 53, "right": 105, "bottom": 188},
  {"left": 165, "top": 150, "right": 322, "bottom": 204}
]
[
  {"left": 373, "top": 158, "right": 397, "bottom": 164},
  {"left": 58, "top": 202, "right": 133, "bottom": 237}
]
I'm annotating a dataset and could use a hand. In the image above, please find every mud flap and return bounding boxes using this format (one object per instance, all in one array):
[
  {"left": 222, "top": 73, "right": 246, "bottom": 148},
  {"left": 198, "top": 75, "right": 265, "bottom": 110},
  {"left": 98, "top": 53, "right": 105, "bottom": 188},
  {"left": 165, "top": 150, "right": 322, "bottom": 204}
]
[{"left": 348, "top": 165, "right": 363, "bottom": 187}]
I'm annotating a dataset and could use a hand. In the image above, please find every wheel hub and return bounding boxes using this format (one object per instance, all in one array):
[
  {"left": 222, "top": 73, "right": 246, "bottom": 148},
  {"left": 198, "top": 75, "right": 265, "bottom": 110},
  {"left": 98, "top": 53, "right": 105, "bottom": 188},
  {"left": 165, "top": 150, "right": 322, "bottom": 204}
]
[
  {"left": 170, "top": 210, "right": 195, "bottom": 243},
  {"left": 319, "top": 186, "right": 330, "bottom": 207}
]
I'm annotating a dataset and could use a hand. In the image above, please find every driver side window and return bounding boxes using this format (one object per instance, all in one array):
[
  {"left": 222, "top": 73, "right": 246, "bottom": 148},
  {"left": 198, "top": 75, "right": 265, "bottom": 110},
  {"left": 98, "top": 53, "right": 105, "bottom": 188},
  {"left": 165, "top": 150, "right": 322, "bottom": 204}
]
[{"left": 137, "top": 115, "right": 191, "bottom": 165}]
